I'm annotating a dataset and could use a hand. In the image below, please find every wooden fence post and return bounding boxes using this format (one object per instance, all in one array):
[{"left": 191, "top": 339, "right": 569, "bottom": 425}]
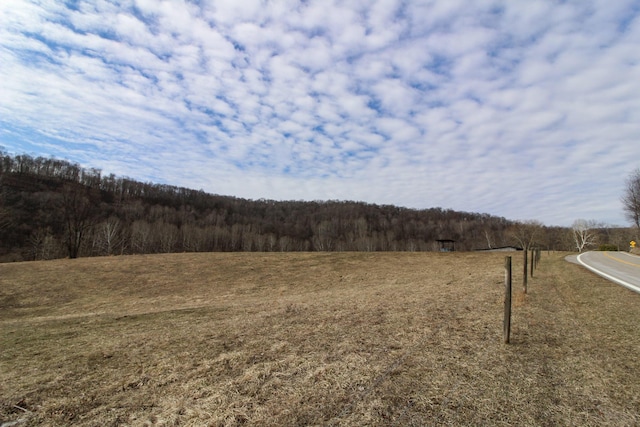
[
  {"left": 530, "top": 248, "right": 535, "bottom": 278},
  {"left": 504, "top": 256, "right": 512, "bottom": 344},
  {"left": 523, "top": 249, "right": 528, "bottom": 294}
]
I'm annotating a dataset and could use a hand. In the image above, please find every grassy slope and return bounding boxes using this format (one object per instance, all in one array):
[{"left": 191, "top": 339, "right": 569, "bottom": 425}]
[{"left": 0, "top": 252, "right": 639, "bottom": 426}]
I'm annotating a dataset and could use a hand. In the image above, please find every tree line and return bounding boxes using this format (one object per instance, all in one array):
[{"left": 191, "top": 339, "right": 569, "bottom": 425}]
[{"left": 0, "top": 150, "right": 630, "bottom": 262}]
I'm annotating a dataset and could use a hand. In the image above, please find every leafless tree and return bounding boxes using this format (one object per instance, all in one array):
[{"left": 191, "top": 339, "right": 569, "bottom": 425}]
[
  {"left": 61, "top": 183, "right": 101, "bottom": 258},
  {"left": 313, "top": 220, "right": 334, "bottom": 251},
  {"left": 622, "top": 169, "right": 640, "bottom": 229},
  {"left": 155, "top": 221, "right": 179, "bottom": 253},
  {"left": 278, "top": 235, "right": 292, "bottom": 251},
  {"left": 96, "top": 216, "right": 123, "bottom": 255},
  {"left": 509, "top": 220, "right": 543, "bottom": 250},
  {"left": 230, "top": 223, "right": 243, "bottom": 251},
  {"left": 0, "top": 207, "right": 11, "bottom": 232},
  {"left": 601, "top": 225, "right": 630, "bottom": 251},
  {"left": 29, "top": 227, "right": 60, "bottom": 260},
  {"left": 182, "top": 223, "right": 211, "bottom": 252},
  {"left": 211, "top": 226, "right": 231, "bottom": 251},
  {"left": 483, "top": 229, "right": 493, "bottom": 249},
  {"left": 571, "top": 219, "right": 599, "bottom": 252},
  {"left": 130, "top": 220, "right": 152, "bottom": 253},
  {"left": 266, "top": 233, "right": 278, "bottom": 251}
]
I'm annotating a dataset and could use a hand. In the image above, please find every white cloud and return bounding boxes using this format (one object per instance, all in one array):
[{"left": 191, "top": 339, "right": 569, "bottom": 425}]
[{"left": 1, "top": 0, "right": 639, "bottom": 226}]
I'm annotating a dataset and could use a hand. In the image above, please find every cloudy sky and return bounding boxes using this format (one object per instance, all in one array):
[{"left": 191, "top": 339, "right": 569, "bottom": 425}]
[{"left": 1, "top": 0, "right": 639, "bottom": 226}]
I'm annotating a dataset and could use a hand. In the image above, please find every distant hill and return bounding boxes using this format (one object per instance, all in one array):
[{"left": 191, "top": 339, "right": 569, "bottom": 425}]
[{"left": 0, "top": 150, "right": 586, "bottom": 261}]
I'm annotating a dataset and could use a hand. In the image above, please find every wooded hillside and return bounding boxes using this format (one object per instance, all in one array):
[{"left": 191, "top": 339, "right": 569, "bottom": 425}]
[{"left": 0, "top": 150, "right": 589, "bottom": 261}]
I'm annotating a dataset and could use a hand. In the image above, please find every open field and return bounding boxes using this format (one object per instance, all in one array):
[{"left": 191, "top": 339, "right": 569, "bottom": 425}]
[{"left": 1, "top": 251, "right": 639, "bottom": 426}]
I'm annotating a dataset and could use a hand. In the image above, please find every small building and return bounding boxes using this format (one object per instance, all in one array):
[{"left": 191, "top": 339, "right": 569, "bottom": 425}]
[{"left": 436, "top": 239, "right": 455, "bottom": 252}]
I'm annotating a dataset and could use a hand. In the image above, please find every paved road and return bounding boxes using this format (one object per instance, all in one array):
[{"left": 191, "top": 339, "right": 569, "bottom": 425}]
[{"left": 569, "top": 251, "right": 640, "bottom": 294}]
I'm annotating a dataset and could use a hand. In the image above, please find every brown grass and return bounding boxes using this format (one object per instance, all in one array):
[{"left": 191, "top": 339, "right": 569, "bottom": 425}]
[{"left": 1, "top": 251, "right": 639, "bottom": 426}]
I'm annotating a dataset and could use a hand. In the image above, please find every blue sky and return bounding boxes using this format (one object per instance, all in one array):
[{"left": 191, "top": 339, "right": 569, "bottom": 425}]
[{"left": 1, "top": 0, "right": 639, "bottom": 227}]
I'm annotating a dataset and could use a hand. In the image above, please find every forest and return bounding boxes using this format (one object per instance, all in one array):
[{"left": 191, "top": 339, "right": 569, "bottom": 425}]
[{"left": 0, "top": 150, "right": 628, "bottom": 262}]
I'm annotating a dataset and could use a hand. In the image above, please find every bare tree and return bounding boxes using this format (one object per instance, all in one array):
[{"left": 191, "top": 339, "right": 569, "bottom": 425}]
[
  {"left": 483, "top": 229, "right": 493, "bottom": 249},
  {"left": 61, "top": 183, "right": 101, "bottom": 258},
  {"left": 266, "top": 233, "right": 278, "bottom": 251},
  {"left": 312, "top": 220, "right": 334, "bottom": 251},
  {"left": 230, "top": 223, "right": 243, "bottom": 251},
  {"left": 0, "top": 207, "right": 11, "bottom": 232},
  {"left": 509, "top": 220, "right": 543, "bottom": 250},
  {"left": 211, "top": 226, "right": 231, "bottom": 251},
  {"left": 601, "top": 225, "right": 629, "bottom": 251},
  {"left": 181, "top": 223, "right": 204, "bottom": 252},
  {"left": 622, "top": 169, "right": 640, "bottom": 228},
  {"left": 96, "top": 216, "right": 123, "bottom": 255},
  {"left": 0, "top": 172, "right": 12, "bottom": 232},
  {"left": 571, "top": 219, "right": 599, "bottom": 252},
  {"left": 130, "top": 220, "right": 152, "bottom": 253},
  {"left": 154, "top": 221, "right": 179, "bottom": 253},
  {"left": 278, "top": 235, "right": 292, "bottom": 251},
  {"left": 29, "top": 227, "right": 62, "bottom": 260}
]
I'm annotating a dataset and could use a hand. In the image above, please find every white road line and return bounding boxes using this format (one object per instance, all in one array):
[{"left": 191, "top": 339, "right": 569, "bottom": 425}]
[
  {"left": 577, "top": 254, "right": 640, "bottom": 294},
  {"left": 576, "top": 252, "right": 640, "bottom": 295}
]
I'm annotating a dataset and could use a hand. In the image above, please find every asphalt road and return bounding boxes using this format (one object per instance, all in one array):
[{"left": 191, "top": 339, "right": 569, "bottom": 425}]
[{"left": 568, "top": 251, "right": 640, "bottom": 294}]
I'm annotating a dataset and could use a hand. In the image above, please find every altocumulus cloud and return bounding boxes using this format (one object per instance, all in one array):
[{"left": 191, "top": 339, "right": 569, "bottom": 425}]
[{"left": 1, "top": 0, "right": 639, "bottom": 226}]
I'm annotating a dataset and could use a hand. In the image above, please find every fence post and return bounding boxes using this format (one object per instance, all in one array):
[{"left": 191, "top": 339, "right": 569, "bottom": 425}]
[
  {"left": 530, "top": 248, "right": 535, "bottom": 278},
  {"left": 523, "top": 249, "right": 528, "bottom": 294},
  {"left": 504, "top": 256, "right": 512, "bottom": 344}
]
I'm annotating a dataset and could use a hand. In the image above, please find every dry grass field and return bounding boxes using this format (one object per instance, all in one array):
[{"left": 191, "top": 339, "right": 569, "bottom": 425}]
[{"left": 1, "top": 251, "right": 639, "bottom": 426}]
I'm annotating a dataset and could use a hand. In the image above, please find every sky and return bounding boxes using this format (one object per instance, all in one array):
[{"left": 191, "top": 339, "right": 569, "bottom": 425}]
[{"left": 1, "top": 0, "right": 639, "bottom": 227}]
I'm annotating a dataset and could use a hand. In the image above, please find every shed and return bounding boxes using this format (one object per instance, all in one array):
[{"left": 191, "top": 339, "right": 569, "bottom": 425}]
[{"left": 436, "top": 239, "right": 455, "bottom": 252}]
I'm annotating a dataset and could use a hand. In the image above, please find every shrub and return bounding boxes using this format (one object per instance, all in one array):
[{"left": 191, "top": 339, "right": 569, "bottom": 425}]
[{"left": 598, "top": 244, "right": 618, "bottom": 251}]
